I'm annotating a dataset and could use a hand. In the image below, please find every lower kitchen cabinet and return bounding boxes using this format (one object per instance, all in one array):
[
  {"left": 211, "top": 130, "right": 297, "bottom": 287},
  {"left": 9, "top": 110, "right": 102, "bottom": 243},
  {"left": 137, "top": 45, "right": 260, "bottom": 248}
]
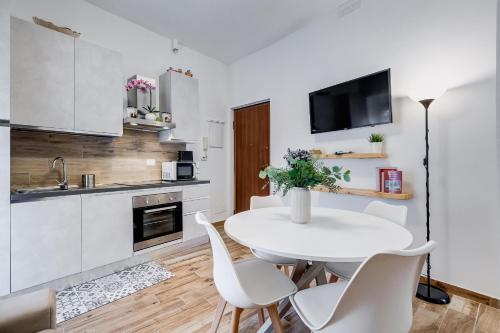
[
  {"left": 182, "top": 185, "right": 210, "bottom": 242},
  {"left": 81, "top": 193, "right": 133, "bottom": 271},
  {"left": 11, "top": 196, "right": 82, "bottom": 292},
  {"left": 183, "top": 211, "right": 209, "bottom": 241}
]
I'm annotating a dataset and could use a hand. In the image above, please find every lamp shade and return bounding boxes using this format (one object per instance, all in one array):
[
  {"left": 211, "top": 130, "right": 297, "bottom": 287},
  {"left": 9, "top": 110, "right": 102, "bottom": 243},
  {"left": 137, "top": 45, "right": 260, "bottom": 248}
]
[{"left": 408, "top": 87, "right": 447, "bottom": 103}]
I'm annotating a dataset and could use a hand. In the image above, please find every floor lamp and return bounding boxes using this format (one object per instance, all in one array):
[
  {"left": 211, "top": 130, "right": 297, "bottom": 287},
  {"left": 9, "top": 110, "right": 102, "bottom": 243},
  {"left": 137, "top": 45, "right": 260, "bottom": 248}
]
[{"left": 414, "top": 97, "right": 450, "bottom": 305}]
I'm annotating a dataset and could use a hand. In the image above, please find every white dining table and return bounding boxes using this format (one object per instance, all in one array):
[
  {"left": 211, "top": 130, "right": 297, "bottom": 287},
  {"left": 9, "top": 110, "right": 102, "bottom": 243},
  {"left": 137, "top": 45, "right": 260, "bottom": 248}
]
[{"left": 224, "top": 206, "right": 414, "bottom": 333}]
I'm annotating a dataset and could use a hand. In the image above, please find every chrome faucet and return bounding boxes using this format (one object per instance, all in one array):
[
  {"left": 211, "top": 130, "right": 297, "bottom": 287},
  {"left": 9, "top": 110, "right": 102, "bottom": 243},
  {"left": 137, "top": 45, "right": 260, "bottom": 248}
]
[{"left": 51, "top": 157, "right": 69, "bottom": 190}]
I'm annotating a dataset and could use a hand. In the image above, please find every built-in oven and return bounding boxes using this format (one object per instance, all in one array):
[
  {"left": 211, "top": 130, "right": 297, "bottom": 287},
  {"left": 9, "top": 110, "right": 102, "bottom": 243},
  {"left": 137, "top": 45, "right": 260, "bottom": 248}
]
[{"left": 133, "top": 192, "right": 183, "bottom": 252}]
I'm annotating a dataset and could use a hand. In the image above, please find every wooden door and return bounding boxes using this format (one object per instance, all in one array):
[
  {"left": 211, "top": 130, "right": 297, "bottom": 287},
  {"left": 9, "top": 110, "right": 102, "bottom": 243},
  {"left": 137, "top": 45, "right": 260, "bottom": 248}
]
[{"left": 234, "top": 102, "right": 270, "bottom": 213}]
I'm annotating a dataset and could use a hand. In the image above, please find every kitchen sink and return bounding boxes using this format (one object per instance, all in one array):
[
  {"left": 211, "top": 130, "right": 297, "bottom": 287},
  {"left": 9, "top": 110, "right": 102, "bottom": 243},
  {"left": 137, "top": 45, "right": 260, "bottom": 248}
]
[{"left": 13, "top": 185, "right": 80, "bottom": 194}]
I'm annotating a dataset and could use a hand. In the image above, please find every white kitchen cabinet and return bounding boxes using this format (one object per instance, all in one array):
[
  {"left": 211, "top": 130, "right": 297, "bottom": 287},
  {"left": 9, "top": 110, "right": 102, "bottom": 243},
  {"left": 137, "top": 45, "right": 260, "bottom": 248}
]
[
  {"left": 183, "top": 184, "right": 210, "bottom": 200},
  {"left": 0, "top": 2, "right": 12, "bottom": 121},
  {"left": 75, "top": 39, "right": 123, "bottom": 136},
  {"left": 0, "top": 127, "right": 10, "bottom": 296},
  {"left": 81, "top": 192, "right": 133, "bottom": 271},
  {"left": 182, "top": 184, "right": 210, "bottom": 242},
  {"left": 11, "top": 196, "right": 82, "bottom": 292},
  {"left": 159, "top": 70, "right": 199, "bottom": 142},
  {"left": 10, "top": 17, "right": 75, "bottom": 130},
  {"left": 183, "top": 211, "right": 209, "bottom": 242},
  {"left": 183, "top": 198, "right": 210, "bottom": 215}
]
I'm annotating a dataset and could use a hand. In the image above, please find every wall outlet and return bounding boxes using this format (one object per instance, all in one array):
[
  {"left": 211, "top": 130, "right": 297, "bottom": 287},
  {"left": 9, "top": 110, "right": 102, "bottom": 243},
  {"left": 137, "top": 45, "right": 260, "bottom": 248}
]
[{"left": 146, "top": 159, "right": 156, "bottom": 166}]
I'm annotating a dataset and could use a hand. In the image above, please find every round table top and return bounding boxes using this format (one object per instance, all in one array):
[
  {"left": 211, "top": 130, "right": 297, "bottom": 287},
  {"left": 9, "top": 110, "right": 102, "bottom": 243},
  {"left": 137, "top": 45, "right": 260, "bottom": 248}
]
[{"left": 224, "top": 207, "right": 414, "bottom": 262}]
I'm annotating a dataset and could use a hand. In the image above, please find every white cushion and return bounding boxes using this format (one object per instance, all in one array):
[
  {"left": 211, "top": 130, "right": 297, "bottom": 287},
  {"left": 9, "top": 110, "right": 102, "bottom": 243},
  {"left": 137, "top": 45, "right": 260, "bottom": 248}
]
[
  {"left": 234, "top": 258, "right": 297, "bottom": 306},
  {"left": 290, "top": 281, "right": 348, "bottom": 329}
]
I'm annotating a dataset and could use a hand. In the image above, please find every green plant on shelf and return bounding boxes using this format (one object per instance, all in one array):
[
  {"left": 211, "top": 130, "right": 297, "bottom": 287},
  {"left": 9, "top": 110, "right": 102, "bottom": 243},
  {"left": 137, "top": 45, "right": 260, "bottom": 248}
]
[{"left": 368, "top": 133, "right": 384, "bottom": 143}]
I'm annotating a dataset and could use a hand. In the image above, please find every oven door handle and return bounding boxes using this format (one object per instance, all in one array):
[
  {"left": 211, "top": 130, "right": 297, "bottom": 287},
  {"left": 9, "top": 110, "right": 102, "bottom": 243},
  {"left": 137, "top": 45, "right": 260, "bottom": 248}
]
[{"left": 144, "top": 206, "right": 177, "bottom": 214}]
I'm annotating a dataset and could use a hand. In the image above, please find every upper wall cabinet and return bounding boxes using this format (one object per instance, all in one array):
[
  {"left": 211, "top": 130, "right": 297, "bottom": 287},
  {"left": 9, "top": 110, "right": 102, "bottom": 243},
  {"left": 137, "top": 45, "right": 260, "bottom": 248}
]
[
  {"left": 10, "top": 17, "right": 123, "bottom": 136},
  {"left": 75, "top": 39, "right": 123, "bottom": 136},
  {"left": 11, "top": 17, "right": 75, "bottom": 130},
  {"left": 159, "top": 70, "right": 199, "bottom": 142},
  {"left": 0, "top": 8, "right": 11, "bottom": 121}
]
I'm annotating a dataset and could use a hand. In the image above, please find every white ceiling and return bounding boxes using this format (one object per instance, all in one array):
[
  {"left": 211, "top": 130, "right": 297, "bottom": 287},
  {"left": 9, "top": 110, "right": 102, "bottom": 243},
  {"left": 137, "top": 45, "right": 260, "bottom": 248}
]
[{"left": 86, "top": 0, "right": 341, "bottom": 64}]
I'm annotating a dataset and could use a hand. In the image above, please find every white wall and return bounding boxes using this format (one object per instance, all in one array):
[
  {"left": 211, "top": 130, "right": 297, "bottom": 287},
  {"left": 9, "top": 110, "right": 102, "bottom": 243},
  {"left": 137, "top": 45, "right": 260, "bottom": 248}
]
[
  {"left": 230, "top": 0, "right": 500, "bottom": 298},
  {"left": 9, "top": 0, "right": 231, "bottom": 221}
]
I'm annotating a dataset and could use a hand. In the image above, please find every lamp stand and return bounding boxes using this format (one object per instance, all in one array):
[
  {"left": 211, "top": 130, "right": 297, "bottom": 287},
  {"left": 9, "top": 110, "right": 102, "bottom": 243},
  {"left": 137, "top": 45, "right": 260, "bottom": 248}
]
[{"left": 415, "top": 98, "right": 450, "bottom": 305}]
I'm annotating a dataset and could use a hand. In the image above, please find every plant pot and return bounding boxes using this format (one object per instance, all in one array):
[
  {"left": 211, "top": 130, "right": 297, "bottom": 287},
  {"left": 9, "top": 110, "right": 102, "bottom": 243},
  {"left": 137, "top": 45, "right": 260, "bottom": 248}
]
[
  {"left": 145, "top": 113, "right": 156, "bottom": 121},
  {"left": 290, "top": 187, "right": 311, "bottom": 224},
  {"left": 126, "top": 107, "right": 137, "bottom": 118},
  {"left": 370, "top": 142, "right": 383, "bottom": 154}
]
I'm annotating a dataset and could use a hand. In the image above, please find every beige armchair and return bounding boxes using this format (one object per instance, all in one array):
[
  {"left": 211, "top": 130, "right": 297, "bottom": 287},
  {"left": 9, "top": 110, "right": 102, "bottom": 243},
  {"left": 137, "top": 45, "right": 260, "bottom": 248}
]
[{"left": 0, "top": 289, "right": 56, "bottom": 333}]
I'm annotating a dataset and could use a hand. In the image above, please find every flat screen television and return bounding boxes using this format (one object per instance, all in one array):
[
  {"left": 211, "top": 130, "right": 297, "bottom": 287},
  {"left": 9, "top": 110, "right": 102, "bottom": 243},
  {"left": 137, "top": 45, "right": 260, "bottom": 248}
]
[{"left": 309, "top": 69, "right": 392, "bottom": 134}]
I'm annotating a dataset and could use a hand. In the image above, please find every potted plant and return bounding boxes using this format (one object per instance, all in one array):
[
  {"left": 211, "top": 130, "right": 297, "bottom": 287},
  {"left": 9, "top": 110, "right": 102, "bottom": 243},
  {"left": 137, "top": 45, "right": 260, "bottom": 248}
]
[
  {"left": 368, "top": 133, "right": 384, "bottom": 153},
  {"left": 259, "top": 149, "right": 351, "bottom": 223},
  {"left": 125, "top": 79, "right": 157, "bottom": 120}
]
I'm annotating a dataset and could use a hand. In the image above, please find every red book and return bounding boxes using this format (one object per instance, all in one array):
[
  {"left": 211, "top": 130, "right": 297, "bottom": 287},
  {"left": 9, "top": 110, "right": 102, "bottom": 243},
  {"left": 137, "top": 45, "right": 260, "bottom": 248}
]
[
  {"left": 385, "top": 170, "right": 403, "bottom": 193},
  {"left": 377, "top": 167, "right": 397, "bottom": 192}
]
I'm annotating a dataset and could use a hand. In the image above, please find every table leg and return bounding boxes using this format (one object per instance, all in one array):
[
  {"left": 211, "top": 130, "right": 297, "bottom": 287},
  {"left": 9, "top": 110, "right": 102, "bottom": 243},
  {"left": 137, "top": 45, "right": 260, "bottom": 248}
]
[
  {"left": 315, "top": 267, "right": 328, "bottom": 286},
  {"left": 290, "top": 260, "right": 307, "bottom": 283},
  {"left": 257, "top": 261, "right": 326, "bottom": 333}
]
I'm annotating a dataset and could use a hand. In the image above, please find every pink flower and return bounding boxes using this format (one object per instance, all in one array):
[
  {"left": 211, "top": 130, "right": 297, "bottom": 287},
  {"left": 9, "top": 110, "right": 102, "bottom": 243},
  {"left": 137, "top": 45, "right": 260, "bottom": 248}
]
[{"left": 125, "top": 78, "right": 156, "bottom": 92}]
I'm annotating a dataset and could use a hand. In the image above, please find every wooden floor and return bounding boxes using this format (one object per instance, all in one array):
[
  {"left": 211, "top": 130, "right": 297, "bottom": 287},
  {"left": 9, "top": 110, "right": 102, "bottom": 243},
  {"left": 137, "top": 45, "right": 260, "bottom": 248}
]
[{"left": 58, "top": 225, "right": 500, "bottom": 333}]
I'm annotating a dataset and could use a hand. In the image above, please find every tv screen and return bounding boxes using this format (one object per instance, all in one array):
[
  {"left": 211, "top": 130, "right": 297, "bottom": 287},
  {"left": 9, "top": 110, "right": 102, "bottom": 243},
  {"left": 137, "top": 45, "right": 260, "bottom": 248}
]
[{"left": 309, "top": 69, "right": 392, "bottom": 134}]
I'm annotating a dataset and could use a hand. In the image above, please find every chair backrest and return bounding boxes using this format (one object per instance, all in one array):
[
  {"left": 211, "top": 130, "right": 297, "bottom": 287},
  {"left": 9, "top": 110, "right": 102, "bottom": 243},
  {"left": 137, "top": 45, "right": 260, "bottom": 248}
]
[
  {"left": 318, "top": 241, "right": 436, "bottom": 333},
  {"left": 364, "top": 200, "right": 408, "bottom": 226},
  {"left": 250, "top": 195, "right": 284, "bottom": 210},
  {"left": 195, "top": 212, "right": 255, "bottom": 308}
]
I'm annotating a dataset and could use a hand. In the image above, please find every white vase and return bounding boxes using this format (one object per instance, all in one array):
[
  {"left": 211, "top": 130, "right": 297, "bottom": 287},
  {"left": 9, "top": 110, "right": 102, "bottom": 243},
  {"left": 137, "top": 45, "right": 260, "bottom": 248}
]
[
  {"left": 290, "top": 187, "right": 311, "bottom": 224},
  {"left": 145, "top": 113, "right": 156, "bottom": 121},
  {"left": 370, "top": 142, "right": 383, "bottom": 154}
]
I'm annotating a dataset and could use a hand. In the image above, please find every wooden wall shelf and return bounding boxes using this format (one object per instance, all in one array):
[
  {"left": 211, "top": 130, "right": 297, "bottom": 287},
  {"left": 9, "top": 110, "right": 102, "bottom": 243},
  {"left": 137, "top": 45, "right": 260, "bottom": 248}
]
[
  {"left": 313, "top": 153, "right": 387, "bottom": 159},
  {"left": 314, "top": 186, "right": 413, "bottom": 200}
]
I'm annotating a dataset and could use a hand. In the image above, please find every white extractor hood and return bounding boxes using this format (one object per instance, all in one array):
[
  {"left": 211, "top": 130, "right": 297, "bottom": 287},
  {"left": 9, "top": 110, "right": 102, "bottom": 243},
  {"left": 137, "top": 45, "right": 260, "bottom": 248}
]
[{"left": 159, "top": 128, "right": 196, "bottom": 144}]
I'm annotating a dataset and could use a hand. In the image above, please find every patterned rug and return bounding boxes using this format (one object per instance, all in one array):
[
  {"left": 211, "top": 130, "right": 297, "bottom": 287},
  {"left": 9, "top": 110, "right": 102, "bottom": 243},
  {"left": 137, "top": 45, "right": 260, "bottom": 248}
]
[{"left": 56, "top": 261, "right": 174, "bottom": 323}]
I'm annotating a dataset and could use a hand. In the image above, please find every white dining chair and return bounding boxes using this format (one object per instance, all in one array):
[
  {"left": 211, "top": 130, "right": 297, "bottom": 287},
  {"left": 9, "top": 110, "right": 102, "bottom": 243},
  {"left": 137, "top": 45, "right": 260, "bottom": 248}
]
[
  {"left": 291, "top": 241, "right": 436, "bottom": 333},
  {"left": 195, "top": 212, "right": 297, "bottom": 333},
  {"left": 326, "top": 201, "right": 408, "bottom": 281},
  {"left": 249, "top": 196, "right": 297, "bottom": 273}
]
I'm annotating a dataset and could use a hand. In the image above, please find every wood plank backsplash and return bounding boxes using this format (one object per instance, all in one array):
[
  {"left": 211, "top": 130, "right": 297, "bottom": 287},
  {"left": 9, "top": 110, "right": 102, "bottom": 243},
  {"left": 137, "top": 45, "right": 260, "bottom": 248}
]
[{"left": 11, "top": 129, "right": 185, "bottom": 189}]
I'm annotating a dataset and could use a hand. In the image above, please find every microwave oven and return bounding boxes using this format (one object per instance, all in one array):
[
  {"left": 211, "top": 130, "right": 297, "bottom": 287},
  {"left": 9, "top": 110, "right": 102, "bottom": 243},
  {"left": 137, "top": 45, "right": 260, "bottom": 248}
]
[{"left": 162, "top": 161, "right": 195, "bottom": 180}]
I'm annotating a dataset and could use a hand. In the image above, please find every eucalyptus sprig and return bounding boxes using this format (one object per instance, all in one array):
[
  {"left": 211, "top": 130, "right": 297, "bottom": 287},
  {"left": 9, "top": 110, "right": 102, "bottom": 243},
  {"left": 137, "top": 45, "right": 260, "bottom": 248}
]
[{"left": 259, "top": 149, "right": 350, "bottom": 196}]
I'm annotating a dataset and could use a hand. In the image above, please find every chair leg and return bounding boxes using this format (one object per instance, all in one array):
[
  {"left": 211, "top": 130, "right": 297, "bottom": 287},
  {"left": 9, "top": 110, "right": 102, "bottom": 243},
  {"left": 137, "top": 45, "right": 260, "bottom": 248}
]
[
  {"left": 283, "top": 265, "right": 290, "bottom": 276},
  {"left": 257, "top": 308, "right": 265, "bottom": 325},
  {"left": 267, "top": 304, "right": 284, "bottom": 333},
  {"left": 231, "top": 307, "right": 243, "bottom": 333},
  {"left": 210, "top": 297, "right": 227, "bottom": 333}
]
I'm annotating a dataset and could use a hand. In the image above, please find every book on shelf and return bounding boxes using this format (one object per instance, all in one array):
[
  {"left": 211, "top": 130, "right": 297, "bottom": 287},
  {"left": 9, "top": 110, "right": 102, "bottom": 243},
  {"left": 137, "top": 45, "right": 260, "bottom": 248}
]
[
  {"left": 376, "top": 167, "right": 397, "bottom": 192},
  {"left": 385, "top": 170, "right": 403, "bottom": 194}
]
